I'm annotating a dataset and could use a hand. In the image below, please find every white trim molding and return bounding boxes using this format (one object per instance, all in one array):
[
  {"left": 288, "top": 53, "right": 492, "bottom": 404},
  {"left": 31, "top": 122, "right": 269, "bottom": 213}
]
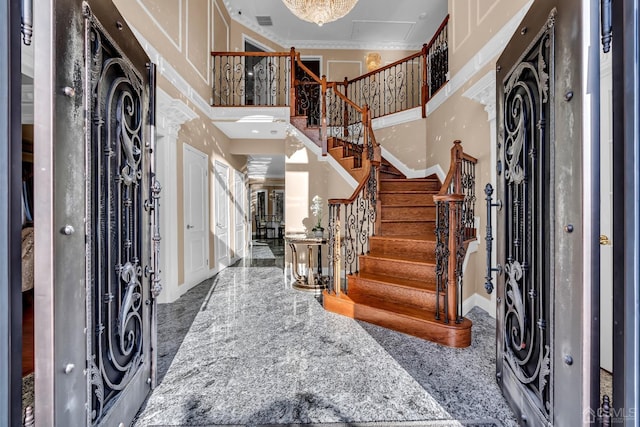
[
  {"left": 135, "top": 0, "right": 183, "bottom": 52},
  {"left": 371, "top": 106, "right": 422, "bottom": 130},
  {"left": 380, "top": 146, "right": 446, "bottom": 181},
  {"left": 463, "top": 293, "right": 495, "bottom": 318}
]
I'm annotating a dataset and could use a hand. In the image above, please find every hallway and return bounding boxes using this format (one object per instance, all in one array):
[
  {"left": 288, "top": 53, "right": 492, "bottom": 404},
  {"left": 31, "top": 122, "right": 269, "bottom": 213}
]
[{"left": 133, "top": 240, "right": 517, "bottom": 426}]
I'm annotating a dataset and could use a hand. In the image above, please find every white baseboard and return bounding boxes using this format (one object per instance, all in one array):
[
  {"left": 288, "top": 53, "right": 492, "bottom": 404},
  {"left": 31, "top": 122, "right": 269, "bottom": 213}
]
[
  {"left": 159, "top": 267, "right": 219, "bottom": 304},
  {"left": 462, "top": 293, "right": 495, "bottom": 318}
]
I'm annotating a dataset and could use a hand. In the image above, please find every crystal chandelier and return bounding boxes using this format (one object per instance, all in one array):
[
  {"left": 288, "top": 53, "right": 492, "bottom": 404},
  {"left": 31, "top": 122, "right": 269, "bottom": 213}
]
[{"left": 281, "top": 0, "right": 359, "bottom": 27}]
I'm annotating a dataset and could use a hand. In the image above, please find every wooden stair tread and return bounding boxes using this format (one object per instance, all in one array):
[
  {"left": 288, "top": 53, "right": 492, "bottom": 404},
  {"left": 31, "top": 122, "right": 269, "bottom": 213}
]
[
  {"left": 327, "top": 292, "right": 471, "bottom": 330},
  {"left": 380, "top": 218, "right": 435, "bottom": 223},
  {"left": 355, "top": 271, "right": 437, "bottom": 292},
  {"left": 380, "top": 178, "right": 439, "bottom": 183},
  {"left": 379, "top": 190, "right": 439, "bottom": 194},
  {"left": 382, "top": 205, "right": 436, "bottom": 209},
  {"left": 362, "top": 253, "right": 435, "bottom": 266},
  {"left": 371, "top": 234, "right": 436, "bottom": 242}
]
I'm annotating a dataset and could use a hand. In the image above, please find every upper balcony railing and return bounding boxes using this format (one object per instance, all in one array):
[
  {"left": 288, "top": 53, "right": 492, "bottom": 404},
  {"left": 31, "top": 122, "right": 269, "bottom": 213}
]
[{"left": 210, "top": 15, "right": 449, "bottom": 122}]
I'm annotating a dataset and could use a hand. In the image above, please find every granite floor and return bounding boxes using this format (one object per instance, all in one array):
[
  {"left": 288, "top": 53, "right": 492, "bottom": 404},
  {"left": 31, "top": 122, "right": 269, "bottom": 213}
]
[{"left": 133, "top": 239, "right": 517, "bottom": 427}]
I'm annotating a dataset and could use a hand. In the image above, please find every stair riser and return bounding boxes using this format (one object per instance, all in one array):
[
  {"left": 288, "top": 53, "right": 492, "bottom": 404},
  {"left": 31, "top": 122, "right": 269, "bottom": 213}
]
[
  {"left": 380, "top": 193, "right": 435, "bottom": 206},
  {"left": 354, "top": 304, "right": 471, "bottom": 347},
  {"left": 381, "top": 222, "right": 436, "bottom": 236},
  {"left": 381, "top": 206, "right": 436, "bottom": 221},
  {"left": 369, "top": 238, "right": 436, "bottom": 261},
  {"left": 380, "top": 181, "right": 440, "bottom": 192},
  {"left": 348, "top": 277, "right": 443, "bottom": 312},
  {"left": 359, "top": 257, "right": 435, "bottom": 282}
]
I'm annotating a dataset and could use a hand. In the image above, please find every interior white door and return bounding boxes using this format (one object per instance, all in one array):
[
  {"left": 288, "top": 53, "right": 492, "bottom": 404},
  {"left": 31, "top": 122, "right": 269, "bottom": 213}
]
[
  {"left": 214, "top": 161, "right": 230, "bottom": 269},
  {"left": 183, "top": 145, "right": 209, "bottom": 284},
  {"left": 600, "top": 50, "right": 613, "bottom": 373},
  {"left": 234, "top": 170, "right": 246, "bottom": 258}
]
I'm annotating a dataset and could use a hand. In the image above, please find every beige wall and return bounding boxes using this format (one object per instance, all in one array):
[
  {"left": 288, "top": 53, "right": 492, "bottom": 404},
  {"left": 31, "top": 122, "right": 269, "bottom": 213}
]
[
  {"left": 449, "top": 0, "right": 530, "bottom": 76},
  {"left": 375, "top": 119, "right": 429, "bottom": 171},
  {"left": 114, "top": 0, "right": 232, "bottom": 104}
]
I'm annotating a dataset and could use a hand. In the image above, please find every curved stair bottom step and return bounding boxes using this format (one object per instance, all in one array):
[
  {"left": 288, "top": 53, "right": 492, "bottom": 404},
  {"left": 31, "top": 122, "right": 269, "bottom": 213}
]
[{"left": 322, "top": 291, "right": 472, "bottom": 348}]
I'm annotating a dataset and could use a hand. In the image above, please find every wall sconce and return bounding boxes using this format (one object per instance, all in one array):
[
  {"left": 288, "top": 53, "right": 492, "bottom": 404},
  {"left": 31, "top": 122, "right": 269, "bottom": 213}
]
[{"left": 366, "top": 52, "right": 381, "bottom": 72}]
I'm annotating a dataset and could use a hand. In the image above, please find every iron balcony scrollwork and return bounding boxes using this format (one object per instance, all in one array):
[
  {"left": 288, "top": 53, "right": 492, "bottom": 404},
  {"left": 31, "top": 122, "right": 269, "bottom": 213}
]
[
  {"left": 85, "top": 6, "right": 149, "bottom": 423},
  {"left": 499, "top": 10, "right": 555, "bottom": 418}
]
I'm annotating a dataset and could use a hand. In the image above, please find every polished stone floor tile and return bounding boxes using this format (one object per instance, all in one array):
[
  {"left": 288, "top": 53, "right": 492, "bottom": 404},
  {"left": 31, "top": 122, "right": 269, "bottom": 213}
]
[{"left": 134, "top": 240, "right": 517, "bottom": 427}]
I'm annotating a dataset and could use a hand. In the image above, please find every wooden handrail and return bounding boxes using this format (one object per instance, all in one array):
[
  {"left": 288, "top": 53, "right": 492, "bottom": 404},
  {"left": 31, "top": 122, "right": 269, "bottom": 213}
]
[
  {"left": 347, "top": 50, "right": 424, "bottom": 84},
  {"left": 329, "top": 119, "right": 379, "bottom": 205},
  {"left": 425, "top": 14, "right": 450, "bottom": 51},
  {"left": 437, "top": 140, "right": 476, "bottom": 196},
  {"left": 295, "top": 53, "right": 323, "bottom": 85},
  {"left": 327, "top": 82, "right": 363, "bottom": 113}
]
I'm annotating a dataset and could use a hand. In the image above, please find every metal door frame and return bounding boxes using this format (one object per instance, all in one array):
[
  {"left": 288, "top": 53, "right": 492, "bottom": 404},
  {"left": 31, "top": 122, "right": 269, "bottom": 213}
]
[{"left": 0, "top": 0, "right": 23, "bottom": 424}]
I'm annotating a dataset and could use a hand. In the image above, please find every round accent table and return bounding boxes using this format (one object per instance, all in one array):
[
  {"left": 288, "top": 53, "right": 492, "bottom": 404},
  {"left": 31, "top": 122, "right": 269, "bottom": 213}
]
[{"left": 284, "top": 233, "right": 327, "bottom": 295}]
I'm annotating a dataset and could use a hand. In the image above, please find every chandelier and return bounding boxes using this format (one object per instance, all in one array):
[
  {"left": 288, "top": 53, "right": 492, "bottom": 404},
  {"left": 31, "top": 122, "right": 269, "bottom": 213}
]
[{"left": 281, "top": 0, "right": 359, "bottom": 27}]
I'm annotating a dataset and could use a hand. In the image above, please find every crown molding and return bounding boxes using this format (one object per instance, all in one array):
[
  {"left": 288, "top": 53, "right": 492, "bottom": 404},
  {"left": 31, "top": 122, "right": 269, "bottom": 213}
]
[
  {"left": 462, "top": 71, "right": 496, "bottom": 122},
  {"left": 156, "top": 88, "right": 199, "bottom": 137}
]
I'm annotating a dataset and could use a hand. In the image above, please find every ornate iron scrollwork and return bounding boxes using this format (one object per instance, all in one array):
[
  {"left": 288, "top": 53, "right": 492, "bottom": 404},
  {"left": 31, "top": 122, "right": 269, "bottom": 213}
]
[
  {"left": 499, "top": 9, "right": 555, "bottom": 419},
  {"left": 84, "top": 4, "right": 149, "bottom": 424}
]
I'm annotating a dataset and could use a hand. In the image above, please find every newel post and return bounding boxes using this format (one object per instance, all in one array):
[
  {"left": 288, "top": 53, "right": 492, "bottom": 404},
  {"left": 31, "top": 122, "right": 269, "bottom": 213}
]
[
  {"left": 332, "top": 204, "right": 342, "bottom": 295},
  {"left": 289, "top": 47, "right": 296, "bottom": 117},
  {"left": 451, "top": 139, "right": 463, "bottom": 193}
]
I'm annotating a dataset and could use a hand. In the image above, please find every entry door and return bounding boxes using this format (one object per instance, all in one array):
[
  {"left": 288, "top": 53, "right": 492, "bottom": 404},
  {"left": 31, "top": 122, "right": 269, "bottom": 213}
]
[
  {"left": 34, "top": 1, "right": 158, "bottom": 425},
  {"left": 495, "top": 0, "right": 597, "bottom": 424},
  {"left": 234, "top": 170, "right": 246, "bottom": 258},
  {"left": 214, "top": 161, "right": 230, "bottom": 269},
  {"left": 183, "top": 145, "right": 209, "bottom": 284}
]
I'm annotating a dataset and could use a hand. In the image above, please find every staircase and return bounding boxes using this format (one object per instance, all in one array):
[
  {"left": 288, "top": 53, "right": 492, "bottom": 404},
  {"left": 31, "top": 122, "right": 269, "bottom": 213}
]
[
  {"left": 290, "top": 108, "right": 473, "bottom": 348},
  {"left": 323, "top": 175, "right": 472, "bottom": 348}
]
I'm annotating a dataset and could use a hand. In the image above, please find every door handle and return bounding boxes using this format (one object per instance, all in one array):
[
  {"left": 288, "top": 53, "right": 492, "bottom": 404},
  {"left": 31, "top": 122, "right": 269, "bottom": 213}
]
[
  {"left": 484, "top": 183, "right": 503, "bottom": 294},
  {"left": 600, "top": 234, "right": 611, "bottom": 245},
  {"left": 186, "top": 224, "right": 194, "bottom": 229}
]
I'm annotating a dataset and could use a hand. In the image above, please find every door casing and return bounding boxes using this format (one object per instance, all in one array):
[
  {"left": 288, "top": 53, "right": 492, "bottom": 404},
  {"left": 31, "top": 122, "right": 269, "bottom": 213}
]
[
  {"left": 183, "top": 144, "right": 210, "bottom": 286},
  {"left": 214, "top": 161, "right": 230, "bottom": 270}
]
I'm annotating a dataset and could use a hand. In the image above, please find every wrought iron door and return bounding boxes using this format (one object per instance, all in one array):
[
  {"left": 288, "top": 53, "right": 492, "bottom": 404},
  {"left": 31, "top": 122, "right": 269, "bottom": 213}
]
[
  {"left": 34, "top": 0, "right": 159, "bottom": 425},
  {"left": 84, "top": 2, "right": 158, "bottom": 425},
  {"left": 494, "top": 0, "right": 597, "bottom": 424}
]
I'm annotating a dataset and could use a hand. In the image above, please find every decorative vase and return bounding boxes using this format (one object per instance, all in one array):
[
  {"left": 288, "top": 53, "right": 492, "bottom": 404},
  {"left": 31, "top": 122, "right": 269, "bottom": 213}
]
[{"left": 313, "top": 227, "right": 324, "bottom": 238}]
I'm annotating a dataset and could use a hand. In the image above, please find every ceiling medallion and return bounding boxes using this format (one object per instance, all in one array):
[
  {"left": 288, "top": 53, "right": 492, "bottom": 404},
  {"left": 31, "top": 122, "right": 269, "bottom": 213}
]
[{"left": 281, "top": 0, "right": 359, "bottom": 27}]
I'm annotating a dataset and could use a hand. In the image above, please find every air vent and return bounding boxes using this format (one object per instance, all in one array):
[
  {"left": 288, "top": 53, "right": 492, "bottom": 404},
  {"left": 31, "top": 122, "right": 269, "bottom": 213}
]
[{"left": 256, "top": 16, "right": 273, "bottom": 26}]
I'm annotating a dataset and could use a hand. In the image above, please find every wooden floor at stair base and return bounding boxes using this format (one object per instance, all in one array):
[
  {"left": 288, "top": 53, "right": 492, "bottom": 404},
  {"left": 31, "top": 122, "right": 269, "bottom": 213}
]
[{"left": 322, "top": 290, "right": 472, "bottom": 348}]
